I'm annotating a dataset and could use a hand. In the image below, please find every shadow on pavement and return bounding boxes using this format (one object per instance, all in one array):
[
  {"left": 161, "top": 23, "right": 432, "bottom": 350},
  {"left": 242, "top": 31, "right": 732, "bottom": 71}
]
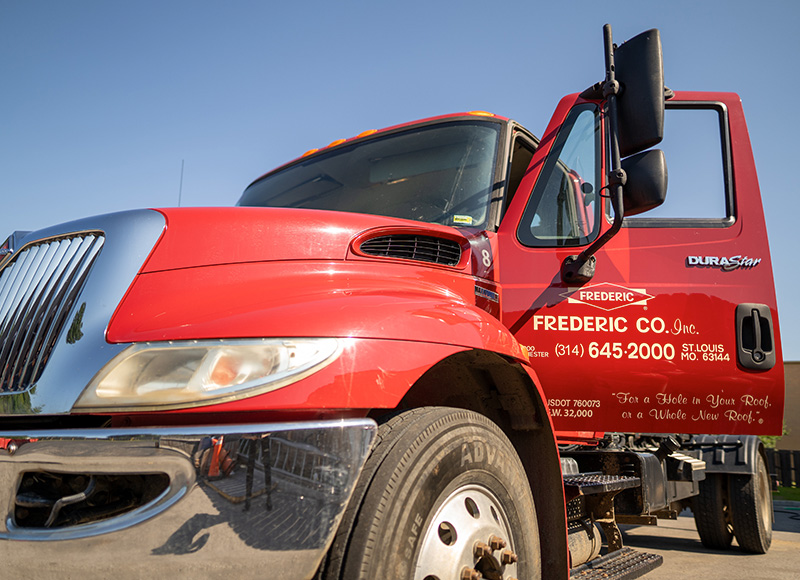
[
  {"left": 773, "top": 501, "right": 800, "bottom": 533},
  {"left": 622, "top": 502, "right": 800, "bottom": 556},
  {"left": 622, "top": 523, "right": 759, "bottom": 556}
]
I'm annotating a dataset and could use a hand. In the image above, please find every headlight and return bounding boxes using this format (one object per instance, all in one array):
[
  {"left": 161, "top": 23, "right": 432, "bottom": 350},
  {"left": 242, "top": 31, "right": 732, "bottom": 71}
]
[{"left": 73, "top": 338, "right": 342, "bottom": 411}]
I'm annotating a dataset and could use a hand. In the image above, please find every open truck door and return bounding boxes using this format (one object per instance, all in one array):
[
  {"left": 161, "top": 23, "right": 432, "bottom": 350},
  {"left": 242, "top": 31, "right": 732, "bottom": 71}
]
[{"left": 498, "top": 27, "right": 784, "bottom": 436}]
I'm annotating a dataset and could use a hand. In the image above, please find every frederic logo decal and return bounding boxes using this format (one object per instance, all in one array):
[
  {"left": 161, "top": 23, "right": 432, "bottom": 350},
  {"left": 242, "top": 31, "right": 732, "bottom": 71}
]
[{"left": 561, "top": 283, "right": 653, "bottom": 311}]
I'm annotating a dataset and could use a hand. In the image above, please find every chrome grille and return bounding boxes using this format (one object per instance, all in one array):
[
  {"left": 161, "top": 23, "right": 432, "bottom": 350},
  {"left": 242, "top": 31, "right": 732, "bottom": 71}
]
[
  {"left": 0, "top": 233, "right": 105, "bottom": 393},
  {"left": 359, "top": 235, "right": 462, "bottom": 266}
]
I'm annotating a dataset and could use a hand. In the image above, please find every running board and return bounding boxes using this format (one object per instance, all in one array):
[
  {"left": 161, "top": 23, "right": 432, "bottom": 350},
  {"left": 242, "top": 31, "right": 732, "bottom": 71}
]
[
  {"left": 570, "top": 547, "right": 663, "bottom": 580},
  {"left": 563, "top": 473, "right": 640, "bottom": 501}
]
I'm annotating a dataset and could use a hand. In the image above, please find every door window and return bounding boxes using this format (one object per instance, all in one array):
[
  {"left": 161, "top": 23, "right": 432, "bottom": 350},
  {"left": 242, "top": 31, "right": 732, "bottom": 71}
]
[
  {"left": 624, "top": 103, "right": 732, "bottom": 226},
  {"left": 517, "top": 104, "right": 601, "bottom": 247}
]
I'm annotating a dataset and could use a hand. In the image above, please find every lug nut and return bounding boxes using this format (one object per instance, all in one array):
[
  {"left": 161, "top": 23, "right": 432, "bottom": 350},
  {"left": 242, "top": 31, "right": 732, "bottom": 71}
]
[
  {"left": 474, "top": 541, "right": 492, "bottom": 559},
  {"left": 501, "top": 549, "right": 518, "bottom": 565},
  {"left": 488, "top": 534, "right": 507, "bottom": 551},
  {"left": 460, "top": 567, "right": 482, "bottom": 580}
]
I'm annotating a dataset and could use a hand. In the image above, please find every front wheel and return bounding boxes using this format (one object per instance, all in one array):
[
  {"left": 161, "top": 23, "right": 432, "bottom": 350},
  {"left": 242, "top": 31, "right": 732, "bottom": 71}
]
[{"left": 324, "top": 407, "right": 541, "bottom": 580}]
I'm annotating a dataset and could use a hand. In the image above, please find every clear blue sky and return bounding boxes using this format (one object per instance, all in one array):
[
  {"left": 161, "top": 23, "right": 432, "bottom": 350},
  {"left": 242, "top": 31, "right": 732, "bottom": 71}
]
[{"left": 2, "top": 1, "right": 799, "bottom": 359}]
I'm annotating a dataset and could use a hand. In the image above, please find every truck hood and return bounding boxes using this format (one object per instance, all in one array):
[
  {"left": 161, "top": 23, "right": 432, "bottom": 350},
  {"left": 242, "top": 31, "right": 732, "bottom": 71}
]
[
  {"left": 142, "top": 207, "right": 468, "bottom": 272},
  {"left": 0, "top": 207, "right": 477, "bottom": 415}
]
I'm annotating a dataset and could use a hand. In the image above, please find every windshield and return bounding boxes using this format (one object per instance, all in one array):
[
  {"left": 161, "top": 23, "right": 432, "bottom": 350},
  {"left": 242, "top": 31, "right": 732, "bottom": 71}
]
[{"left": 238, "top": 121, "right": 501, "bottom": 228}]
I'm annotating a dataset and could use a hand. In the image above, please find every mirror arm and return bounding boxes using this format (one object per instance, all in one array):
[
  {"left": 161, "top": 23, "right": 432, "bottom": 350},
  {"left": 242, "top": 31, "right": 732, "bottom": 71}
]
[
  {"left": 561, "top": 24, "right": 626, "bottom": 285},
  {"left": 560, "top": 171, "right": 625, "bottom": 284}
]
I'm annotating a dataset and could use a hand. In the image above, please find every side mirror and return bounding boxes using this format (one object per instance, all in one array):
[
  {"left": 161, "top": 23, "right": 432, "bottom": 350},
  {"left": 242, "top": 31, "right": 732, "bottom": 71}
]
[
  {"left": 561, "top": 25, "right": 667, "bottom": 285},
  {"left": 622, "top": 149, "right": 667, "bottom": 216},
  {"left": 615, "top": 29, "right": 665, "bottom": 158}
]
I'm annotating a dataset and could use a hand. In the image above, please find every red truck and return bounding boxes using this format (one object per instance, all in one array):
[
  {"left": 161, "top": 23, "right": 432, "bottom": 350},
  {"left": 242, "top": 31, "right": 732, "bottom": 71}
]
[{"left": 0, "top": 26, "right": 783, "bottom": 580}]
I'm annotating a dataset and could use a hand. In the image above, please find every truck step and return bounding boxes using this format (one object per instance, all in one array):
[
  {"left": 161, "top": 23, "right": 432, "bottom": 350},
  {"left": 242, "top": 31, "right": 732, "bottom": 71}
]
[
  {"left": 570, "top": 547, "right": 663, "bottom": 580},
  {"left": 563, "top": 473, "right": 641, "bottom": 496}
]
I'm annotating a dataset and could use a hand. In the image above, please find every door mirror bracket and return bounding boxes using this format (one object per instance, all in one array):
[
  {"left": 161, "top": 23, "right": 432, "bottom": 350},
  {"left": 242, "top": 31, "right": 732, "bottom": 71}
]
[{"left": 561, "top": 254, "right": 596, "bottom": 284}]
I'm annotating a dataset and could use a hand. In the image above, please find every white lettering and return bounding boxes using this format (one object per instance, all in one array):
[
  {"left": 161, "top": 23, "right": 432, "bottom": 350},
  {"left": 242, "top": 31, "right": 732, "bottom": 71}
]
[
  {"left": 637, "top": 317, "right": 665, "bottom": 334},
  {"left": 707, "top": 393, "right": 735, "bottom": 408},
  {"left": 532, "top": 315, "right": 629, "bottom": 333},
  {"left": 579, "top": 290, "right": 636, "bottom": 302},
  {"left": 741, "top": 394, "right": 771, "bottom": 409}
]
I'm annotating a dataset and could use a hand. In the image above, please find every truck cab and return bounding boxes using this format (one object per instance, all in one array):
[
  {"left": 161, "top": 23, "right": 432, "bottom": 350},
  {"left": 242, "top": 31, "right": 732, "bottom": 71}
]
[{"left": 0, "top": 26, "right": 783, "bottom": 580}]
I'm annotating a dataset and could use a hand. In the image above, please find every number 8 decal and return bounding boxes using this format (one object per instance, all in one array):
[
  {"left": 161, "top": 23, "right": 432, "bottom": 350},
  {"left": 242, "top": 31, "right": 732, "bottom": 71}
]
[{"left": 482, "top": 249, "right": 492, "bottom": 268}]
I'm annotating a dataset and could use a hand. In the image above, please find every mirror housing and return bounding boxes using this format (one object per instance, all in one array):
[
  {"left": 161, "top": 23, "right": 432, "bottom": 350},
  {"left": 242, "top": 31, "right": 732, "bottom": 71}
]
[
  {"left": 615, "top": 29, "right": 665, "bottom": 158},
  {"left": 622, "top": 149, "right": 668, "bottom": 217}
]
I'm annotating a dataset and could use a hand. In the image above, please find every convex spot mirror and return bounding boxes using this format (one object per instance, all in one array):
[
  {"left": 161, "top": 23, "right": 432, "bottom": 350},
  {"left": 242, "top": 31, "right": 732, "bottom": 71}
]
[
  {"left": 615, "top": 29, "right": 665, "bottom": 158},
  {"left": 621, "top": 149, "right": 667, "bottom": 217}
]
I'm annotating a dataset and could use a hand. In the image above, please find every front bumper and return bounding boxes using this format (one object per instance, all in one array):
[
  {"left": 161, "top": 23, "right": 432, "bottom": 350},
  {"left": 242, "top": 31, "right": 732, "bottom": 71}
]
[{"left": 0, "top": 418, "right": 376, "bottom": 579}]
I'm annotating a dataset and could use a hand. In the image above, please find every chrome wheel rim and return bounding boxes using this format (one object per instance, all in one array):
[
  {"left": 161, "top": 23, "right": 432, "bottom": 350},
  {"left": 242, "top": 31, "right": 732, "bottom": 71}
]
[{"left": 414, "top": 484, "right": 519, "bottom": 580}]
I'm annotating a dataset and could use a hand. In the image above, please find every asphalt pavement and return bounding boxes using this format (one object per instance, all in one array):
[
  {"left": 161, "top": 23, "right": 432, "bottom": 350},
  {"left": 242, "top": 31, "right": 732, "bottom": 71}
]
[{"left": 621, "top": 501, "right": 800, "bottom": 580}]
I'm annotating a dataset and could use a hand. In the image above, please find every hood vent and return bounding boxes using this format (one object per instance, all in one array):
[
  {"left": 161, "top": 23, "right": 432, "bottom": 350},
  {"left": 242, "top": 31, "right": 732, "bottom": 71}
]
[{"left": 359, "top": 235, "right": 462, "bottom": 266}]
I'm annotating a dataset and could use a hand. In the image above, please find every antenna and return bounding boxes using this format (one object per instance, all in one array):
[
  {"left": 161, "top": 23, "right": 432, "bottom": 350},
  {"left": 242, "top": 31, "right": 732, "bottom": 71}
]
[{"left": 178, "top": 159, "right": 185, "bottom": 207}]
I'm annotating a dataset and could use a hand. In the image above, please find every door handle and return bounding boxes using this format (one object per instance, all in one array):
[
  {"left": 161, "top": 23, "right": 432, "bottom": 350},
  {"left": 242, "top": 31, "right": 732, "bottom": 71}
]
[{"left": 736, "top": 303, "right": 776, "bottom": 370}]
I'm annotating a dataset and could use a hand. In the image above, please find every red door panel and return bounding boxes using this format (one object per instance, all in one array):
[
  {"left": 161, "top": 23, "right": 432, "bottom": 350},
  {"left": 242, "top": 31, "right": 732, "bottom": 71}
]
[{"left": 498, "top": 92, "right": 783, "bottom": 435}]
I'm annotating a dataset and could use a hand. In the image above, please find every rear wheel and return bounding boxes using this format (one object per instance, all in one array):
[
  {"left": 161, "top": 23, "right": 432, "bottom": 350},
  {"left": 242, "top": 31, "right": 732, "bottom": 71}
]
[
  {"left": 730, "top": 452, "right": 773, "bottom": 553},
  {"left": 692, "top": 473, "right": 734, "bottom": 549},
  {"left": 324, "top": 407, "right": 541, "bottom": 580}
]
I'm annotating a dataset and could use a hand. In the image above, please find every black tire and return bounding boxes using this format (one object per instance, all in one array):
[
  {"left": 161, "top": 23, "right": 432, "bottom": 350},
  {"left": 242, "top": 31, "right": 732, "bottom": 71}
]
[
  {"left": 692, "top": 474, "right": 734, "bottom": 549},
  {"left": 323, "top": 407, "right": 541, "bottom": 580},
  {"left": 730, "top": 452, "right": 773, "bottom": 553}
]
